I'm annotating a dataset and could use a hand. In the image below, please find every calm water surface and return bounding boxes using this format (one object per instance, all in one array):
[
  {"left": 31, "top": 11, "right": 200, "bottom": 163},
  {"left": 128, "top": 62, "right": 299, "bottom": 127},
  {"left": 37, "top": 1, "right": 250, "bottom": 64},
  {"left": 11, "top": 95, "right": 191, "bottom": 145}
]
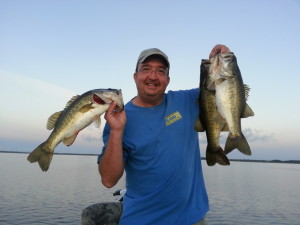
[
  {"left": 0, "top": 153, "right": 299, "bottom": 225},
  {"left": 203, "top": 161, "right": 300, "bottom": 225}
]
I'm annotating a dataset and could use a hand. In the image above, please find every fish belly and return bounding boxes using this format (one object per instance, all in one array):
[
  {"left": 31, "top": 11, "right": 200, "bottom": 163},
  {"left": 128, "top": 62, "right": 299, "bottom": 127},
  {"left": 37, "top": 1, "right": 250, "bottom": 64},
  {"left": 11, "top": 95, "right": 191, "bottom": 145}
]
[
  {"left": 215, "top": 80, "right": 241, "bottom": 136},
  {"left": 56, "top": 105, "right": 108, "bottom": 142}
]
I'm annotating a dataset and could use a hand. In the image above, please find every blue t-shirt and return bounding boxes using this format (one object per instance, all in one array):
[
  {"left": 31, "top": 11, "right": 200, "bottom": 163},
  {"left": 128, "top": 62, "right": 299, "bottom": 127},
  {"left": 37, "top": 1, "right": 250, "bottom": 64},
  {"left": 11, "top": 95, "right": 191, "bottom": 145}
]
[{"left": 99, "top": 89, "right": 209, "bottom": 225}]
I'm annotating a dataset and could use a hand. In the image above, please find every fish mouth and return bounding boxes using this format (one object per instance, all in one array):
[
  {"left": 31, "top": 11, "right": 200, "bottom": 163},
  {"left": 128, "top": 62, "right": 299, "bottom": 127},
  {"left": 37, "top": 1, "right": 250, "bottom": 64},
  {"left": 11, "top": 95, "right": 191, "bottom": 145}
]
[
  {"left": 220, "top": 52, "right": 235, "bottom": 66},
  {"left": 92, "top": 89, "right": 124, "bottom": 110},
  {"left": 220, "top": 52, "right": 234, "bottom": 58},
  {"left": 205, "top": 52, "right": 236, "bottom": 89}
]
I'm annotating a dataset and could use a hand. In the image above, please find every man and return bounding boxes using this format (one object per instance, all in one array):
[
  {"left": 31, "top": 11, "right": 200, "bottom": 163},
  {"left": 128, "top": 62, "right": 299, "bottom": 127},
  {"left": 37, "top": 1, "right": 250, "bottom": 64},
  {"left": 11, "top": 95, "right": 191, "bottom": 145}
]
[{"left": 98, "top": 45, "right": 230, "bottom": 225}]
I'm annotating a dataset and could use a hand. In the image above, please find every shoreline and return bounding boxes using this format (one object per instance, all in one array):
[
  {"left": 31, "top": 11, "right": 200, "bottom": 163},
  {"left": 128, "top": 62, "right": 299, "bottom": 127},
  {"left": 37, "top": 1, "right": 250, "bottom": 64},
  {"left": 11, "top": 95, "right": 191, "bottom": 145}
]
[{"left": 1, "top": 150, "right": 299, "bottom": 164}]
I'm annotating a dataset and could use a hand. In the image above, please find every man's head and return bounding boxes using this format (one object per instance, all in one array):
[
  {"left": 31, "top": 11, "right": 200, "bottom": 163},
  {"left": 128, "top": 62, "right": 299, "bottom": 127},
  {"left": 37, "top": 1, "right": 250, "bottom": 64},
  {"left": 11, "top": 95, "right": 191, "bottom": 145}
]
[
  {"left": 133, "top": 48, "right": 170, "bottom": 106},
  {"left": 135, "top": 48, "right": 170, "bottom": 74}
]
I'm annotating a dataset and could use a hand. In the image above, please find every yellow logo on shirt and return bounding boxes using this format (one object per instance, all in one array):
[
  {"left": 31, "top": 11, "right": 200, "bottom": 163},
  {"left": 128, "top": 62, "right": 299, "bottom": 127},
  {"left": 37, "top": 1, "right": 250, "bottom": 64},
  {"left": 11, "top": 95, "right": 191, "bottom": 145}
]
[{"left": 165, "top": 111, "right": 182, "bottom": 126}]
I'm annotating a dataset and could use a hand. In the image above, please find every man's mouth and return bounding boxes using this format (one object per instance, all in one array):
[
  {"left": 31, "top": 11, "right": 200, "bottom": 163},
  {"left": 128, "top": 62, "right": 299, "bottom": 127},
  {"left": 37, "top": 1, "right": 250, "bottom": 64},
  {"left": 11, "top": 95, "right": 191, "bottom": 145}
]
[{"left": 146, "top": 83, "right": 158, "bottom": 87}]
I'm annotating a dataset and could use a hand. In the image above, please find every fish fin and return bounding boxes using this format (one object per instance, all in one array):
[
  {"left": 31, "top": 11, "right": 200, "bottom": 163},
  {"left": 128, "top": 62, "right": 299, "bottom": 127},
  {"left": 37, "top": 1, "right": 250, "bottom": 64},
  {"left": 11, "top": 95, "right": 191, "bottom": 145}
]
[
  {"left": 64, "top": 95, "right": 80, "bottom": 109},
  {"left": 214, "top": 112, "right": 225, "bottom": 124},
  {"left": 47, "top": 111, "right": 63, "bottom": 130},
  {"left": 244, "top": 84, "right": 251, "bottom": 101},
  {"left": 207, "top": 82, "right": 216, "bottom": 90},
  {"left": 46, "top": 95, "right": 80, "bottom": 130},
  {"left": 221, "top": 123, "right": 229, "bottom": 131},
  {"left": 206, "top": 77, "right": 216, "bottom": 90},
  {"left": 206, "top": 147, "right": 230, "bottom": 166},
  {"left": 63, "top": 134, "right": 78, "bottom": 146},
  {"left": 27, "top": 142, "right": 54, "bottom": 171},
  {"left": 194, "top": 118, "right": 205, "bottom": 132},
  {"left": 79, "top": 103, "right": 94, "bottom": 113},
  {"left": 224, "top": 133, "right": 252, "bottom": 155},
  {"left": 94, "top": 116, "right": 101, "bottom": 128},
  {"left": 241, "top": 103, "right": 254, "bottom": 118}
]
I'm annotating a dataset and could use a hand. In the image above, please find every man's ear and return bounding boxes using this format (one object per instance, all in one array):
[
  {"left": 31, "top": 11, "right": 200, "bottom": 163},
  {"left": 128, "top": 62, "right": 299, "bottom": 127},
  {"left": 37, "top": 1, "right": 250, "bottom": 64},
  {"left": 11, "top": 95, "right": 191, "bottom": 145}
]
[
  {"left": 133, "top": 72, "right": 137, "bottom": 82},
  {"left": 166, "top": 76, "right": 170, "bottom": 86}
]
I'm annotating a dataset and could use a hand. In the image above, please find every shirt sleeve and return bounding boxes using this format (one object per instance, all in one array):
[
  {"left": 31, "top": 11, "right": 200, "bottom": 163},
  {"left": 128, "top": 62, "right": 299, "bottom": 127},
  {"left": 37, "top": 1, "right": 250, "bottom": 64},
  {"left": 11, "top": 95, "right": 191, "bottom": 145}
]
[{"left": 188, "top": 88, "right": 200, "bottom": 102}]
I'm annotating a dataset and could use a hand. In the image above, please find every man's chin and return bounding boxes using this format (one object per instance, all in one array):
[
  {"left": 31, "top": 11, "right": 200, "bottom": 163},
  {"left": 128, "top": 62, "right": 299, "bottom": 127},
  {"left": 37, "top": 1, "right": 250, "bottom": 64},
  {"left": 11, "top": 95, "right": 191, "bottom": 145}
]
[{"left": 145, "top": 88, "right": 160, "bottom": 95}]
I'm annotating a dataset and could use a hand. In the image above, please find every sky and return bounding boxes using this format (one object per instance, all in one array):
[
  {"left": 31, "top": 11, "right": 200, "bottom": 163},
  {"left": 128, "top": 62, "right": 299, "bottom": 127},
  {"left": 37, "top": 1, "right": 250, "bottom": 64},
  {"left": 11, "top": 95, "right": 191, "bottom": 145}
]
[{"left": 0, "top": 0, "right": 299, "bottom": 161}]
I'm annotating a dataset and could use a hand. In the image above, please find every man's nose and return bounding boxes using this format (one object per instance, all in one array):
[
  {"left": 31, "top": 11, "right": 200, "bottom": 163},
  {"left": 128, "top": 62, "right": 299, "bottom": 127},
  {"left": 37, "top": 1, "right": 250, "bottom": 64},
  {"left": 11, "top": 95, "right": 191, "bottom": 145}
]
[{"left": 148, "top": 69, "right": 158, "bottom": 78}]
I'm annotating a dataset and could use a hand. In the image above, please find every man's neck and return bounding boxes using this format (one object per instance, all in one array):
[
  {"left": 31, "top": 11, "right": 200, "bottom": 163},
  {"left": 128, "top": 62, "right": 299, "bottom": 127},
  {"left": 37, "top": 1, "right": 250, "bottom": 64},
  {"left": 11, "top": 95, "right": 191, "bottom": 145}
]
[{"left": 132, "top": 95, "right": 164, "bottom": 107}]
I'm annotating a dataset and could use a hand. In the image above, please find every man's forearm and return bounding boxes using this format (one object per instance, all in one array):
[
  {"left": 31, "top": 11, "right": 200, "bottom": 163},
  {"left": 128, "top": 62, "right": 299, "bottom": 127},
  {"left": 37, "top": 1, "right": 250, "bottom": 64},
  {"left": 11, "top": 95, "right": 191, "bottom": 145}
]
[{"left": 99, "top": 130, "right": 125, "bottom": 188}]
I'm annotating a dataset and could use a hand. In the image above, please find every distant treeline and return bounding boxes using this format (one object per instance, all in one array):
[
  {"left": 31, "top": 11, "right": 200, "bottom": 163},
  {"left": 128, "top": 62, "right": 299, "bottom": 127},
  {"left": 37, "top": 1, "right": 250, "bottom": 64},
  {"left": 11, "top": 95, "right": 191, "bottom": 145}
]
[
  {"left": 1, "top": 151, "right": 299, "bottom": 164},
  {"left": 200, "top": 157, "right": 300, "bottom": 164}
]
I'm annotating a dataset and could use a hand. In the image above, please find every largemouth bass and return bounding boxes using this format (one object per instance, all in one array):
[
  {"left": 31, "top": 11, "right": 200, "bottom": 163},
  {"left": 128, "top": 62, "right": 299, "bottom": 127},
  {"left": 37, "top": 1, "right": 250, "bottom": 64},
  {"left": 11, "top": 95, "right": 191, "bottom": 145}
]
[
  {"left": 207, "top": 52, "right": 254, "bottom": 155},
  {"left": 27, "top": 88, "right": 124, "bottom": 171},
  {"left": 195, "top": 59, "right": 230, "bottom": 166}
]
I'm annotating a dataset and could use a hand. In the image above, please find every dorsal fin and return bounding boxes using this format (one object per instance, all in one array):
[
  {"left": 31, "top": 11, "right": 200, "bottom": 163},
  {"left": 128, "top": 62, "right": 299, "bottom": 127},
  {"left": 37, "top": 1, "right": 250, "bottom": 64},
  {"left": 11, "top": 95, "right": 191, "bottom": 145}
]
[
  {"left": 244, "top": 84, "right": 250, "bottom": 101},
  {"left": 46, "top": 94, "right": 80, "bottom": 130},
  {"left": 47, "top": 111, "right": 62, "bottom": 130},
  {"left": 65, "top": 95, "right": 80, "bottom": 109}
]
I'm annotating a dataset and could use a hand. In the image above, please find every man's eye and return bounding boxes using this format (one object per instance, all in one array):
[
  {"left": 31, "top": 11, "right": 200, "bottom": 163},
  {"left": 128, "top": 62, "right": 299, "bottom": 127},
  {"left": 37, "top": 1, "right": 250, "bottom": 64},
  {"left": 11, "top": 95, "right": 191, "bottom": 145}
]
[
  {"left": 141, "top": 68, "right": 150, "bottom": 72},
  {"left": 158, "top": 69, "right": 165, "bottom": 74}
]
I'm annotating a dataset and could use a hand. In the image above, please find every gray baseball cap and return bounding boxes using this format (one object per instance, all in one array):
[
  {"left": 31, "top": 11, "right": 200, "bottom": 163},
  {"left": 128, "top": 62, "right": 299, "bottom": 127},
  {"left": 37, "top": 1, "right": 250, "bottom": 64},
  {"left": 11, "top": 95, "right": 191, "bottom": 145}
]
[{"left": 136, "top": 48, "right": 170, "bottom": 70}]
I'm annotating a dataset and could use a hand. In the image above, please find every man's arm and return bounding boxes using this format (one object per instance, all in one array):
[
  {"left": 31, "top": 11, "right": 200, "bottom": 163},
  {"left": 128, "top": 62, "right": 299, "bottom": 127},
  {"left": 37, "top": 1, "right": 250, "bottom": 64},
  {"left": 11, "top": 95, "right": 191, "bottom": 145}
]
[{"left": 98, "top": 102, "right": 126, "bottom": 188}]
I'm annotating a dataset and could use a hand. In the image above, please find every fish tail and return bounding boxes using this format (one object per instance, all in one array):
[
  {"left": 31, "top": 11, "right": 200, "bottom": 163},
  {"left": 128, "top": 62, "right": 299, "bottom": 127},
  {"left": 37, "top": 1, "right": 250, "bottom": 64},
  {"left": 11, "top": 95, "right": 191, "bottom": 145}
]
[
  {"left": 27, "top": 142, "right": 54, "bottom": 171},
  {"left": 225, "top": 133, "right": 251, "bottom": 155},
  {"left": 206, "top": 147, "right": 230, "bottom": 166}
]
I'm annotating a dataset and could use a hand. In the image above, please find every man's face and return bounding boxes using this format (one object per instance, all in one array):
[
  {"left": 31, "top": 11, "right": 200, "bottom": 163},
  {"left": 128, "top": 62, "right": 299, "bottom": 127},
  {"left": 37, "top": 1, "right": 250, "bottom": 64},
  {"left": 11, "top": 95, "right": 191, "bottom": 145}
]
[{"left": 134, "top": 57, "right": 170, "bottom": 102}]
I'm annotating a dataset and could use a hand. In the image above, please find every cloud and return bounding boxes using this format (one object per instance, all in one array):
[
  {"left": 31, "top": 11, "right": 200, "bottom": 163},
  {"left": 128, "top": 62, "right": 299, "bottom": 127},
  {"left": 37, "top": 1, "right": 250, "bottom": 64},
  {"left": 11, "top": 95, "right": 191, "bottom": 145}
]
[
  {"left": 0, "top": 70, "right": 75, "bottom": 139},
  {"left": 77, "top": 117, "right": 107, "bottom": 144},
  {"left": 242, "top": 128, "right": 275, "bottom": 143}
]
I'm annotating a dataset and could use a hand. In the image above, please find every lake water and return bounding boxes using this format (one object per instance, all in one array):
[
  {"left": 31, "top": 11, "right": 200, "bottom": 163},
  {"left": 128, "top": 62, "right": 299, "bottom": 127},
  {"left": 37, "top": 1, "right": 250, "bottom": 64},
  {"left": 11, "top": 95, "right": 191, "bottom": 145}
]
[{"left": 0, "top": 152, "right": 299, "bottom": 225}]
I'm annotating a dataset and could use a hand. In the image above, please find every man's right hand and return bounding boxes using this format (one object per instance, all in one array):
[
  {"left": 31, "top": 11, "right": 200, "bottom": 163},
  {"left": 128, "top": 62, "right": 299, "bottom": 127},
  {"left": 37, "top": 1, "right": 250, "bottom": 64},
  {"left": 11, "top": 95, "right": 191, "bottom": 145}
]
[{"left": 104, "top": 101, "right": 126, "bottom": 132}]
